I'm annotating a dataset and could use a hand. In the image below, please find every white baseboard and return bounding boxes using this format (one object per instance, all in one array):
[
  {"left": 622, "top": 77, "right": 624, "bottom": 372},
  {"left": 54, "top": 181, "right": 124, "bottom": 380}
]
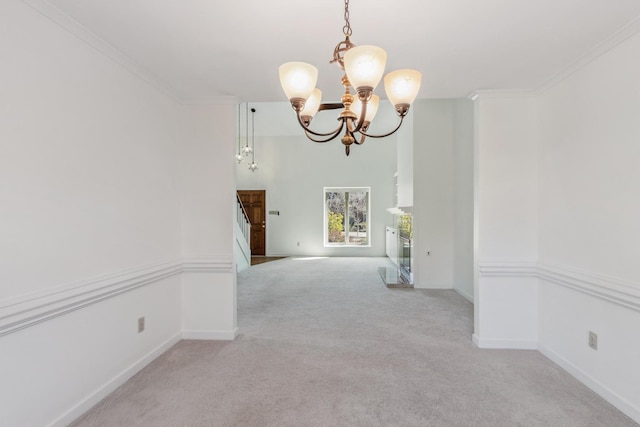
[
  {"left": 472, "top": 334, "right": 537, "bottom": 350},
  {"left": 454, "top": 287, "right": 474, "bottom": 303},
  {"left": 48, "top": 332, "right": 182, "bottom": 427},
  {"left": 538, "top": 344, "right": 640, "bottom": 424},
  {"left": 182, "top": 328, "right": 238, "bottom": 341},
  {"left": 47, "top": 327, "right": 237, "bottom": 426}
]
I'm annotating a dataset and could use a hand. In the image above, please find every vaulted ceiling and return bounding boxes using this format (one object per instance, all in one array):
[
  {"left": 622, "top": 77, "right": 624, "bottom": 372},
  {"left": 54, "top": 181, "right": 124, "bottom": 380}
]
[{"left": 45, "top": 0, "right": 640, "bottom": 103}]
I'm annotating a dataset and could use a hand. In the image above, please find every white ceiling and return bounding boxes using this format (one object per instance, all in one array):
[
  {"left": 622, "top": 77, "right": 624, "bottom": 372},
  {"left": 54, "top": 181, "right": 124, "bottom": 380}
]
[{"left": 46, "top": 0, "right": 640, "bottom": 103}]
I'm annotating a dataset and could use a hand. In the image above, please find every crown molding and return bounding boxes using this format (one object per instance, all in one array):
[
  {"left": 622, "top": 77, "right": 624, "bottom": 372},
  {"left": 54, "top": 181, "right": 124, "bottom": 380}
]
[
  {"left": 536, "top": 15, "right": 640, "bottom": 94},
  {"left": 469, "top": 16, "right": 640, "bottom": 100},
  {"left": 468, "top": 90, "right": 537, "bottom": 101},
  {"left": 20, "top": 0, "right": 186, "bottom": 104},
  {"left": 182, "top": 96, "right": 242, "bottom": 106},
  {"left": 21, "top": 0, "right": 245, "bottom": 106}
]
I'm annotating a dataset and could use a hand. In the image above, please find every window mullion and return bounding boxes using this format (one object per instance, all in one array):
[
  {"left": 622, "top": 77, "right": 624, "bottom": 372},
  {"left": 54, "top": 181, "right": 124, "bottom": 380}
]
[{"left": 344, "top": 191, "right": 349, "bottom": 243}]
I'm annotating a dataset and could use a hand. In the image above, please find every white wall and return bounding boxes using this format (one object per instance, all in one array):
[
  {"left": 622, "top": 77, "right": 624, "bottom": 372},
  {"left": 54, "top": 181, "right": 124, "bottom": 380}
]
[
  {"left": 0, "top": 0, "right": 182, "bottom": 299},
  {"left": 412, "top": 99, "right": 454, "bottom": 289},
  {"left": 471, "top": 31, "right": 640, "bottom": 423},
  {"left": 6, "top": 0, "right": 637, "bottom": 423},
  {"left": 0, "top": 276, "right": 182, "bottom": 427},
  {"left": 0, "top": 1, "right": 234, "bottom": 425},
  {"left": 237, "top": 102, "right": 397, "bottom": 257},
  {"left": 536, "top": 30, "right": 640, "bottom": 422},
  {"left": 396, "top": 109, "right": 414, "bottom": 208},
  {"left": 452, "top": 99, "right": 475, "bottom": 301},
  {"left": 180, "top": 103, "right": 237, "bottom": 339},
  {"left": 475, "top": 94, "right": 538, "bottom": 261},
  {"left": 472, "top": 93, "right": 538, "bottom": 348}
]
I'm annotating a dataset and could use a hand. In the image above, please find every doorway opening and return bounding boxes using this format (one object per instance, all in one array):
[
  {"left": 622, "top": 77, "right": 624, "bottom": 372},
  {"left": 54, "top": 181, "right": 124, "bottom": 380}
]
[{"left": 237, "top": 190, "right": 266, "bottom": 256}]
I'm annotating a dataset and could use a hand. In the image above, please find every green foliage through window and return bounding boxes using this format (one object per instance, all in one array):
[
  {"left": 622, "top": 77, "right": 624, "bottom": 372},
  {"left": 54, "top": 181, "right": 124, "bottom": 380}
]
[
  {"left": 328, "top": 211, "right": 344, "bottom": 243},
  {"left": 324, "top": 188, "right": 370, "bottom": 246}
]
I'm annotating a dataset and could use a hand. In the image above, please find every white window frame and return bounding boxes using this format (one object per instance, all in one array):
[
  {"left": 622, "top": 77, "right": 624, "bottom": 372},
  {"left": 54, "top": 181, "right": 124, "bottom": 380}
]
[{"left": 323, "top": 187, "right": 371, "bottom": 248}]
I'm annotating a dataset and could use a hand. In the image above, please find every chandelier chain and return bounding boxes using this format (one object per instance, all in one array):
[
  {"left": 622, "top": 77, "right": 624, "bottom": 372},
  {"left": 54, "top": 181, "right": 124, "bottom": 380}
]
[
  {"left": 343, "top": 0, "right": 352, "bottom": 36},
  {"left": 249, "top": 107, "right": 258, "bottom": 171}
]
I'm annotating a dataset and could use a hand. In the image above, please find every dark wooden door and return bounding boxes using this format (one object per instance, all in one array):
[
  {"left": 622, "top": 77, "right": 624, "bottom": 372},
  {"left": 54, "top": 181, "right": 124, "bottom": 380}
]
[{"left": 237, "top": 190, "right": 266, "bottom": 256}]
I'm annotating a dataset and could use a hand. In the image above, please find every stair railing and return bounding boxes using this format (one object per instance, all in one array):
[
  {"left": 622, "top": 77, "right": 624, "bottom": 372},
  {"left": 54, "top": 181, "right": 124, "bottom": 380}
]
[{"left": 236, "top": 193, "right": 251, "bottom": 244}]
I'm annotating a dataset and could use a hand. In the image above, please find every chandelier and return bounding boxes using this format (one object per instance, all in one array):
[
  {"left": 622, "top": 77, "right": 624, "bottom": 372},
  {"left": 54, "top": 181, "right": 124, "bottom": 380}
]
[{"left": 278, "top": 0, "right": 422, "bottom": 156}]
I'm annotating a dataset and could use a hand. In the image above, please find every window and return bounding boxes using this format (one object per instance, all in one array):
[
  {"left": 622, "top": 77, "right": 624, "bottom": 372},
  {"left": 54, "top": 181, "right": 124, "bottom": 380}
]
[{"left": 324, "top": 187, "right": 370, "bottom": 247}]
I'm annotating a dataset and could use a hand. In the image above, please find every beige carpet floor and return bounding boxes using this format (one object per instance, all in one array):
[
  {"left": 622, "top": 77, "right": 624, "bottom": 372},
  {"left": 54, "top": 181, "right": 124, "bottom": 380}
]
[{"left": 71, "top": 256, "right": 637, "bottom": 426}]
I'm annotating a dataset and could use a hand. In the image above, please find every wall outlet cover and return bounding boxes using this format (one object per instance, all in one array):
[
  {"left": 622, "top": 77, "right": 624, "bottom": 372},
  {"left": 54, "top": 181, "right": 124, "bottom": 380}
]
[{"left": 588, "top": 331, "right": 597, "bottom": 350}]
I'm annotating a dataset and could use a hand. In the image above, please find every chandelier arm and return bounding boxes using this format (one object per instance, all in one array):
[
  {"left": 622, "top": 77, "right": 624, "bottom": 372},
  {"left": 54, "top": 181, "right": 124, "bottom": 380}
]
[
  {"left": 304, "top": 127, "right": 345, "bottom": 143},
  {"left": 349, "top": 96, "right": 369, "bottom": 134},
  {"left": 318, "top": 103, "right": 344, "bottom": 111},
  {"left": 351, "top": 115, "right": 367, "bottom": 134},
  {"left": 359, "top": 115, "right": 405, "bottom": 139},
  {"left": 296, "top": 112, "right": 345, "bottom": 137},
  {"left": 344, "top": 113, "right": 368, "bottom": 137},
  {"left": 353, "top": 133, "right": 367, "bottom": 145}
]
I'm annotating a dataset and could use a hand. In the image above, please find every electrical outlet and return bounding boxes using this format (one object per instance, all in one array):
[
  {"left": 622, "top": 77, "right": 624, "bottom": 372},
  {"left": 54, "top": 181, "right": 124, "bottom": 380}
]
[
  {"left": 138, "top": 316, "right": 145, "bottom": 333},
  {"left": 588, "top": 331, "right": 597, "bottom": 350}
]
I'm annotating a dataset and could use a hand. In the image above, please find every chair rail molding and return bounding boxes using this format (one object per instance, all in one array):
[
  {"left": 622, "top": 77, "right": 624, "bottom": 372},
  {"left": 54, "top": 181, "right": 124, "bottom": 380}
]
[
  {"left": 537, "top": 263, "right": 640, "bottom": 312},
  {"left": 0, "top": 256, "right": 235, "bottom": 337},
  {"left": 182, "top": 256, "right": 234, "bottom": 273},
  {"left": 478, "top": 258, "right": 538, "bottom": 277},
  {"left": 478, "top": 258, "right": 640, "bottom": 312}
]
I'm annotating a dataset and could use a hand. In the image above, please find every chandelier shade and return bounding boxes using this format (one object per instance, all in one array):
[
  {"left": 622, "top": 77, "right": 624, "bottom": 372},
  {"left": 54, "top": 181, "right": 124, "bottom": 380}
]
[
  {"left": 384, "top": 69, "right": 422, "bottom": 108},
  {"left": 352, "top": 94, "right": 379, "bottom": 123},
  {"left": 299, "top": 88, "right": 322, "bottom": 120},
  {"left": 278, "top": 0, "right": 422, "bottom": 156},
  {"left": 343, "top": 45, "right": 387, "bottom": 92},
  {"left": 278, "top": 62, "right": 318, "bottom": 101}
]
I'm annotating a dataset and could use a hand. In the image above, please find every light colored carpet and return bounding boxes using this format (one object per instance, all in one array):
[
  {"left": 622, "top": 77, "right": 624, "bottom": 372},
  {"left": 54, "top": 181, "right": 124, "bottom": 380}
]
[{"left": 71, "top": 256, "right": 637, "bottom": 426}]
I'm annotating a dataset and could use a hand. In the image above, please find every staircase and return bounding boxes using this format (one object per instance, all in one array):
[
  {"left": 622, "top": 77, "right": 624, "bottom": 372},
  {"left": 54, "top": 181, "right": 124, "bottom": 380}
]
[{"left": 235, "top": 193, "right": 251, "bottom": 272}]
